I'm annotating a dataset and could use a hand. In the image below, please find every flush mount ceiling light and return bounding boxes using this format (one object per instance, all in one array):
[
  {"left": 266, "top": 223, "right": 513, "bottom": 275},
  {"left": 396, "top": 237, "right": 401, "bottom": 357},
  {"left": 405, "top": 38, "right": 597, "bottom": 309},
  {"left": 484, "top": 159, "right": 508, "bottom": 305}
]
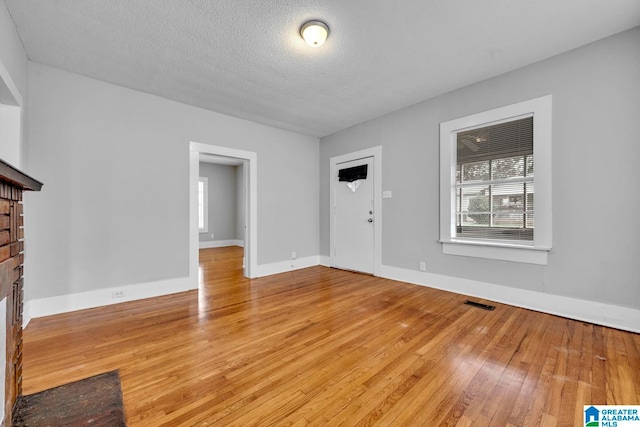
[{"left": 300, "top": 20, "right": 329, "bottom": 47}]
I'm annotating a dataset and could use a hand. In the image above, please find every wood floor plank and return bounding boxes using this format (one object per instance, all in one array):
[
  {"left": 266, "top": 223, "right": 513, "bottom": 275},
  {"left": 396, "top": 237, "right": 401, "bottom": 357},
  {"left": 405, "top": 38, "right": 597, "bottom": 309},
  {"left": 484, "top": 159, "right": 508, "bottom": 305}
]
[
  {"left": 21, "top": 246, "right": 640, "bottom": 426},
  {"left": 624, "top": 332, "right": 640, "bottom": 403}
]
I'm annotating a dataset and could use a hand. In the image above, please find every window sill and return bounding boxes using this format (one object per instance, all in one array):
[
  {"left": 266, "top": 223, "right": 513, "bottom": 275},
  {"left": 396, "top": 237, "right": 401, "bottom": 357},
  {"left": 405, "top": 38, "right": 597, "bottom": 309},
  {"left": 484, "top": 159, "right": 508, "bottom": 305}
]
[{"left": 441, "top": 239, "right": 549, "bottom": 265}]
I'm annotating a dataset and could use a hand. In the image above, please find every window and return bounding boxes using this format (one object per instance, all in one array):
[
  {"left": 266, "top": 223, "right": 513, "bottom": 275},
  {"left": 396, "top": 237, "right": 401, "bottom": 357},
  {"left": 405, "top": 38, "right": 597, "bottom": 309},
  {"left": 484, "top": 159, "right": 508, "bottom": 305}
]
[
  {"left": 198, "top": 177, "right": 208, "bottom": 233},
  {"left": 456, "top": 117, "right": 534, "bottom": 241},
  {"left": 440, "top": 96, "right": 552, "bottom": 265}
]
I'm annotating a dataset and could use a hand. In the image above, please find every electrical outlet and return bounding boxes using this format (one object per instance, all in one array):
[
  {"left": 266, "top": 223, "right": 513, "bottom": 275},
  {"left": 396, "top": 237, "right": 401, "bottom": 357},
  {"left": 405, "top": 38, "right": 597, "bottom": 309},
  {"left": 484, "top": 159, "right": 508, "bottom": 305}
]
[
  {"left": 211, "top": 233, "right": 214, "bottom": 239},
  {"left": 291, "top": 251, "right": 297, "bottom": 260},
  {"left": 112, "top": 290, "right": 126, "bottom": 298},
  {"left": 419, "top": 262, "right": 426, "bottom": 272}
]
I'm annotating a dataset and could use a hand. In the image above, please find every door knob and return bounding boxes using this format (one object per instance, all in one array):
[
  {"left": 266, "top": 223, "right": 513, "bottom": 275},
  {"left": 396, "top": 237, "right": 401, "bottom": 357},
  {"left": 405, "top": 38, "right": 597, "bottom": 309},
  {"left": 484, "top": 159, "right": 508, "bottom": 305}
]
[{"left": 368, "top": 218, "right": 373, "bottom": 223}]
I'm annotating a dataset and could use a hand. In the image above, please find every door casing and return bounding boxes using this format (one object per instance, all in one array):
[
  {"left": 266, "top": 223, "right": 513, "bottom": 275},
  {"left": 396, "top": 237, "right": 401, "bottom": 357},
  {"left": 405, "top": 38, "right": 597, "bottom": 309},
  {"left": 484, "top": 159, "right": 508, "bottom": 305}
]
[{"left": 189, "top": 141, "right": 258, "bottom": 285}]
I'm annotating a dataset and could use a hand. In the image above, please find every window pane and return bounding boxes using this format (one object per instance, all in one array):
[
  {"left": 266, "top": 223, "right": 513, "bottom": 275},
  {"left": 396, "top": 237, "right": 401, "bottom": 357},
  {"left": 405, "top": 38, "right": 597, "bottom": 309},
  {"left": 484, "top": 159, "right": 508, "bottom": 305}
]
[
  {"left": 492, "top": 182, "right": 524, "bottom": 209},
  {"left": 456, "top": 116, "right": 533, "bottom": 164},
  {"left": 458, "top": 185, "right": 490, "bottom": 226},
  {"left": 526, "top": 182, "right": 534, "bottom": 212},
  {"left": 492, "top": 212, "right": 524, "bottom": 228},
  {"left": 526, "top": 211, "right": 534, "bottom": 229},
  {"left": 460, "top": 160, "right": 489, "bottom": 183},
  {"left": 491, "top": 155, "right": 525, "bottom": 180},
  {"left": 456, "top": 180, "right": 534, "bottom": 241},
  {"left": 491, "top": 182, "right": 525, "bottom": 227},
  {"left": 526, "top": 184, "right": 534, "bottom": 229},
  {"left": 526, "top": 155, "right": 534, "bottom": 177}
]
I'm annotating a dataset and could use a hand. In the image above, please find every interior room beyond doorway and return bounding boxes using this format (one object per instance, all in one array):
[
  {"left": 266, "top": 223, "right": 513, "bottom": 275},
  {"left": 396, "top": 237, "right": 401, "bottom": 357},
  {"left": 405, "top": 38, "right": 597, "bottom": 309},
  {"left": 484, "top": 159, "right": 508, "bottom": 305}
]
[{"left": 198, "top": 154, "right": 246, "bottom": 284}]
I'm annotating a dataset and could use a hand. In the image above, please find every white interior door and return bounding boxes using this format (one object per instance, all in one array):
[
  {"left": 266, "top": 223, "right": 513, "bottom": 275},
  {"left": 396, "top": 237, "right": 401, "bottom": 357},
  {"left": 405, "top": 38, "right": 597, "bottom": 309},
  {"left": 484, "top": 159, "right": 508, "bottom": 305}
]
[{"left": 334, "top": 157, "right": 374, "bottom": 274}]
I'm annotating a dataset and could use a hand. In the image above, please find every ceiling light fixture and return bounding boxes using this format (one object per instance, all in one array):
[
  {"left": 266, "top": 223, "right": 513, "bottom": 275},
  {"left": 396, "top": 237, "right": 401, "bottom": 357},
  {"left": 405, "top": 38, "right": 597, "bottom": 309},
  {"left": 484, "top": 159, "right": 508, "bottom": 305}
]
[{"left": 300, "top": 20, "right": 329, "bottom": 48}]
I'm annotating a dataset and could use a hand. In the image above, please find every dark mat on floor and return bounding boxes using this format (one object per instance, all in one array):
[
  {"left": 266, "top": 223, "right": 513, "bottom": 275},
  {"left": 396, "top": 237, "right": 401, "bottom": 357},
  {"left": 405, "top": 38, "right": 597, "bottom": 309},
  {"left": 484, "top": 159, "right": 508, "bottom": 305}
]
[{"left": 13, "top": 370, "right": 126, "bottom": 426}]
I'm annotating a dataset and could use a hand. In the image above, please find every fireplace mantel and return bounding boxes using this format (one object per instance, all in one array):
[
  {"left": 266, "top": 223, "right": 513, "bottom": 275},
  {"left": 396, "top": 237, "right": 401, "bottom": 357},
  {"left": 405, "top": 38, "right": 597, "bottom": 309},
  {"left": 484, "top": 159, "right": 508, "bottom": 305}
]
[
  {"left": 0, "top": 159, "right": 42, "bottom": 192},
  {"left": 0, "top": 158, "right": 42, "bottom": 425}
]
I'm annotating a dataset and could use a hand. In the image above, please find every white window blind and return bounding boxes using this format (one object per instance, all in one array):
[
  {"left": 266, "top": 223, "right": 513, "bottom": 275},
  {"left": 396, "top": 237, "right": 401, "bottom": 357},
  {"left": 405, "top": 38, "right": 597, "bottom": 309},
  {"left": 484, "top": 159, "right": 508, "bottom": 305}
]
[{"left": 455, "top": 116, "right": 534, "bottom": 242}]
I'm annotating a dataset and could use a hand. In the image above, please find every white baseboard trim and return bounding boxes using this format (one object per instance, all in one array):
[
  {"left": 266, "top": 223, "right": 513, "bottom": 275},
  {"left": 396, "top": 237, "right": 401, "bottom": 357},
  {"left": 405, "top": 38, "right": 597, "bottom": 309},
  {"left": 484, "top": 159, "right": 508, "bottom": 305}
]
[
  {"left": 199, "top": 239, "right": 244, "bottom": 249},
  {"left": 22, "top": 309, "right": 31, "bottom": 329},
  {"left": 26, "top": 276, "right": 192, "bottom": 319},
  {"left": 254, "top": 256, "right": 320, "bottom": 278},
  {"left": 380, "top": 265, "right": 640, "bottom": 333},
  {"left": 23, "top": 258, "right": 638, "bottom": 333}
]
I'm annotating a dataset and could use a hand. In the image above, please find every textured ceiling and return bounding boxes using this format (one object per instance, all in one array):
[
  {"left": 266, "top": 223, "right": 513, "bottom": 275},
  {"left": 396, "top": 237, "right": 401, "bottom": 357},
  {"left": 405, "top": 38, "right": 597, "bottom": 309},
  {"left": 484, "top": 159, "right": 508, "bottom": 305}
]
[{"left": 5, "top": 0, "right": 640, "bottom": 137}]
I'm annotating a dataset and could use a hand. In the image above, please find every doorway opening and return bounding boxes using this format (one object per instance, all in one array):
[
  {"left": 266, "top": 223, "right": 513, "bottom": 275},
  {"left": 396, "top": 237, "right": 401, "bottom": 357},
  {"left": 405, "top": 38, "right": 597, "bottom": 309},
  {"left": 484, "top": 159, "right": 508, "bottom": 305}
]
[
  {"left": 189, "top": 142, "right": 258, "bottom": 291},
  {"left": 198, "top": 155, "right": 246, "bottom": 284}
]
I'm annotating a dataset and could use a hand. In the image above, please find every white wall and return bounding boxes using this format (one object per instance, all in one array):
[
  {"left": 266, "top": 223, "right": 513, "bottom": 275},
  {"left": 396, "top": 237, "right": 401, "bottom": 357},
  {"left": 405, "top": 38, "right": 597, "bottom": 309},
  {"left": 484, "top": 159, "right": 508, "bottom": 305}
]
[
  {"left": 24, "top": 62, "right": 319, "bottom": 302},
  {"left": 0, "top": 1, "right": 28, "bottom": 170},
  {"left": 320, "top": 27, "right": 640, "bottom": 311},
  {"left": 0, "top": 105, "right": 21, "bottom": 168},
  {"left": 0, "top": 2, "right": 28, "bottom": 103},
  {"left": 198, "top": 163, "right": 238, "bottom": 243}
]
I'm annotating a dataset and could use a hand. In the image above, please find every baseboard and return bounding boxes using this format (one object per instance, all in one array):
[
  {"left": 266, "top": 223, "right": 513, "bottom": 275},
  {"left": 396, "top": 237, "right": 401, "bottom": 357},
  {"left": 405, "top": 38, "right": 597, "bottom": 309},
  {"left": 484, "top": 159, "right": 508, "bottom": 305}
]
[
  {"left": 199, "top": 239, "right": 244, "bottom": 249},
  {"left": 24, "top": 258, "right": 638, "bottom": 333},
  {"left": 380, "top": 265, "right": 640, "bottom": 333},
  {"left": 26, "top": 276, "right": 193, "bottom": 319},
  {"left": 254, "top": 256, "right": 320, "bottom": 278}
]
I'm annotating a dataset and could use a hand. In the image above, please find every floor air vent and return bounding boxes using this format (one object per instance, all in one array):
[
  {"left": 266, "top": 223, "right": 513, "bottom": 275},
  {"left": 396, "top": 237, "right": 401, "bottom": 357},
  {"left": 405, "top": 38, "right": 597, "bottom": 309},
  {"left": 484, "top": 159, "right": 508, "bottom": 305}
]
[{"left": 464, "top": 300, "right": 495, "bottom": 311}]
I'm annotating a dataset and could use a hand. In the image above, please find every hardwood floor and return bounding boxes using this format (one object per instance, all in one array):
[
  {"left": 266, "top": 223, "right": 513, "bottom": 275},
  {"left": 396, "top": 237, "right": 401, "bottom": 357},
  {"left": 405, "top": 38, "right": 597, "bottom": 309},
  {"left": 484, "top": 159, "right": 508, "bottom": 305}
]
[{"left": 22, "top": 246, "right": 639, "bottom": 426}]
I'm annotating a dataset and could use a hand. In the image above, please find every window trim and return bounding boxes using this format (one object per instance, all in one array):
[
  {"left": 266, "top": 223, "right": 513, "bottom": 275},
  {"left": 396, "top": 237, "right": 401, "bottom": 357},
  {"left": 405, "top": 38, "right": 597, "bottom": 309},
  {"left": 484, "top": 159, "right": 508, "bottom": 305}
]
[
  {"left": 198, "top": 176, "right": 209, "bottom": 233},
  {"left": 439, "top": 95, "right": 552, "bottom": 265}
]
